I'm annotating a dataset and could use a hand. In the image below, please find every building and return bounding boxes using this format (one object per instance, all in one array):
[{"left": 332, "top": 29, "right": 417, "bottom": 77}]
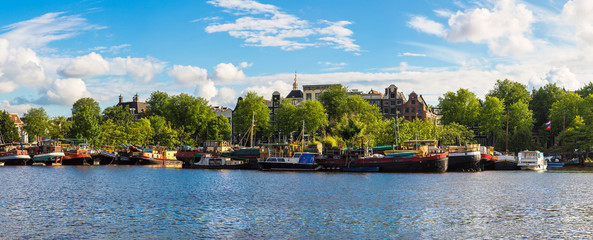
[
  {"left": 303, "top": 84, "right": 341, "bottom": 101},
  {"left": 356, "top": 84, "right": 438, "bottom": 122},
  {"left": 285, "top": 73, "right": 303, "bottom": 105},
  {"left": 9, "top": 113, "right": 28, "bottom": 143},
  {"left": 117, "top": 94, "right": 147, "bottom": 121},
  {"left": 211, "top": 106, "right": 233, "bottom": 125}
]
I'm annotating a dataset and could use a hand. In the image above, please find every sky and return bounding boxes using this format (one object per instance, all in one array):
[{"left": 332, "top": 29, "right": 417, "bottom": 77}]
[{"left": 1, "top": 0, "right": 592, "bottom": 116}]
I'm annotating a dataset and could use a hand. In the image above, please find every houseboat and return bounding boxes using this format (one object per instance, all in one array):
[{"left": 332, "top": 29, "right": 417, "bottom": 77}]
[
  {"left": 480, "top": 146, "right": 497, "bottom": 170},
  {"left": 30, "top": 140, "right": 65, "bottom": 166},
  {"left": 188, "top": 152, "right": 247, "bottom": 169},
  {"left": 60, "top": 139, "right": 92, "bottom": 165},
  {"left": 517, "top": 150, "right": 547, "bottom": 171},
  {"left": 129, "top": 146, "right": 182, "bottom": 168},
  {"left": 446, "top": 144, "right": 481, "bottom": 171},
  {"left": 176, "top": 146, "right": 203, "bottom": 167},
  {"left": 258, "top": 143, "right": 321, "bottom": 171},
  {"left": 0, "top": 143, "right": 31, "bottom": 166},
  {"left": 494, "top": 152, "right": 519, "bottom": 170}
]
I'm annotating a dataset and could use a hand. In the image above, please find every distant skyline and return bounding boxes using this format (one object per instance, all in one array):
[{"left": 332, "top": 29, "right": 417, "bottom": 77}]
[{"left": 1, "top": 0, "right": 592, "bottom": 116}]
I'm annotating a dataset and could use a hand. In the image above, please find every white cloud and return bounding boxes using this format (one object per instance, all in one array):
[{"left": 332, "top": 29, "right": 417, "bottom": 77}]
[
  {"left": 57, "top": 52, "right": 109, "bottom": 78},
  {"left": 195, "top": 80, "right": 219, "bottom": 102},
  {"left": 408, "top": 16, "right": 446, "bottom": 37},
  {"left": 0, "top": 100, "right": 31, "bottom": 115},
  {"left": 211, "top": 87, "right": 237, "bottom": 105},
  {"left": 562, "top": 0, "right": 593, "bottom": 52},
  {"left": 213, "top": 62, "right": 246, "bottom": 81},
  {"left": 0, "top": 12, "right": 104, "bottom": 49},
  {"left": 529, "top": 66, "right": 581, "bottom": 91},
  {"left": 110, "top": 56, "right": 165, "bottom": 82},
  {"left": 168, "top": 65, "right": 208, "bottom": 85},
  {"left": 0, "top": 81, "right": 17, "bottom": 93},
  {"left": 0, "top": 38, "right": 48, "bottom": 92},
  {"left": 38, "top": 78, "right": 92, "bottom": 106},
  {"left": 400, "top": 52, "right": 427, "bottom": 57},
  {"left": 244, "top": 80, "right": 293, "bottom": 99},
  {"left": 206, "top": 0, "right": 360, "bottom": 52},
  {"left": 318, "top": 61, "right": 347, "bottom": 71}
]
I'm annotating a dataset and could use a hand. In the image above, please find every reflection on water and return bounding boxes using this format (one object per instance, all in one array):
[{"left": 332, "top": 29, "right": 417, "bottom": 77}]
[{"left": 1, "top": 167, "right": 593, "bottom": 238}]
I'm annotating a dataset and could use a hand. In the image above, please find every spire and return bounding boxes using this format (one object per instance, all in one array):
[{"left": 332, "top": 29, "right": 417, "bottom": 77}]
[{"left": 292, "top": 69, "right": 299, "bottom": 90}]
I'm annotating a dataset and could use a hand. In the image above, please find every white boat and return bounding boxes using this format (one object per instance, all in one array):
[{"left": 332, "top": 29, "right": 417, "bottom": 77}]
[{"left": 517, "top": 150, "right": 547, "bottom": 171}]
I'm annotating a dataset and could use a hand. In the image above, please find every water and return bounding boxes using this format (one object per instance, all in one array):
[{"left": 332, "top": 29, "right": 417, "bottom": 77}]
[{"left": 1, "top": 167, "right": 593, "bottom": 239}]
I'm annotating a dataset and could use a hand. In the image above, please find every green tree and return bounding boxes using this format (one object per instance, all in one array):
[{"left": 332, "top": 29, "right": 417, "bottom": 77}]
[
  {"left": 335, "top": 118, "right": 365, "bottom": 148},
  {"left": 295, "top": 100, "right": 328, "bottom": 137},
  {"left": 97, "top": 119, "right": 127, "bottom": 146},
  {"left": 233, "top": 92, "right": 271, "bottom": 145},
  {"left": 150, "top": 115, "right": 179, "bottom": 148},
  {"left": 397, "top": 119, "right": 438, "bottom": 143},
  {"left": 23, "top": 108, "right": 49, "bottom": 141},
  {"left": 576, "top": 82, "right": 593, "bottom": 98},
  {"left": 102, "top": 105, "right": 134, "bottom": 126},
  {"left": 204, "top": 115, "right": 232, "bottom": 141},
  {"left": 0, "top": 111, "right": 20, "bottom": 142},
  {"left": 128, "top": 118, "right": 153, "bottom": 145},
  {"left": 479, "top": 96, "right": 505, "bottom": 144},
  {"left": 530, "top": 83, "right": 566, "bottom": 129},
  {"left": 275, "top": 99, "right": 298, "bottom": 140},
  {"left": 318, "top": 85, "right": 348, "bottom": 130},
  {"left": 550, "top": 92, "right": 583, "bottom": 136},
  {"left": 438, "top": 122, "right": 475, "bottom": 145},
  {"left": 47, "top": 116, "right": 73, "bottom": 140},
  {"left": 70, "top": 98, "right": 101, "bottom": 144},
  {"left": 342, "top": 95, "right": 390, "bottom": 146},
  {"left": 167, "top": 93, "right": 213, "bottom": 139},
  {"left": 438, "top": 88, "right": 480, "bottom": 127},
  {"left": 486, "top": 79, "right": 530, "bottom": 109},
  {"left": 146, "top": 91, "right": 170, "bottom": 117}
]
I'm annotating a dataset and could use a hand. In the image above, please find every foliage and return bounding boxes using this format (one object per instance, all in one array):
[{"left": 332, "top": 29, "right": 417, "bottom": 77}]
[
  {"left": 508, "top": 126, "right": 537, "bottom": 152},
  {"left": 70, "top": 98, "right": 101, "bottom": 144},
  {"left": 23, "top": 108, "right": 49, "bottom": 140},
  {"left": 233, "top": 92, "right": 271, "bottom": 145},
  {"left": 438, "top": 88, "right": 480, "bottom": 127},
  {"left": 102, "top": 105, "right": 134, "bottom": 127},
  {"left": 486, "top": 79, "right": 530, "bottom": 109},
  {"left": 343, "top": 95, "right": 391, "bottom": 146},
  {"left": 437, "top": 122, "right": 475, "bottom": 145},
  {"left": 0, "top": 111, "right": 20, "bottom": 142},
  {"left": 47, "top": 116, "right": 73, "bottom": 140},
  {"left": 507, "top": 100, "right": 534, "bottom": 133},
  {"left": 97, "top": 119, "right": 127, "bottom": 146},
  {"left": 203, "top": 115, "right": 231, "bottom": 141},
  {"left": 322, "top": 136, "right": 338, "bottom": 148},
  {"left": 167, "top": 93, "right": 213, "bottom": 138},
  {"left": 295, "top": 100, "right": 328, "bottom": 137},
  {"left": 397, "top": 119, "right": 438, "bottom": 143},
  {"left": 550, "top": 92, "right": 583, "bottom": 135},
  {"left": 72, "top": 97, "right": 101, "bottom": 117},
  {"left": 318, "top": 85, "right": 348, "bottom": 130},
  {"left": 530, "top": 83, "right": 566, "bottom": 130},
  {"left": 307, "top": 140, "right": 322, "bottom": 148},
  {"left": 576, "top": 82, "right": 593, "bottom": 98},
  {"left": 150, "top": 115, "right": 180, "bottom": 148},
  {"left": 335, "top": 118, "right": 365, "bottom": 148},
  {"left": 128, "top": 118, "right": 153, "bottom": 145},
  {"left": 275, "top": 99, "right": 298, "bottom": 140},
  {"left": 478, "top": 96, "right": 505, "bottom": 146},
  {"left": 146, "top": 91, "right": 170, "bottom": 117}
]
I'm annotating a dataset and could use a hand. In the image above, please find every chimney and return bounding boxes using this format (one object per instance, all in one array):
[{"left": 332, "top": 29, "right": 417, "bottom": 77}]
[
  {"left": 133, "top": 93, "right": 139, "bottom": 102},
  {"left": 119, "top": 94, "right": 123, "bottom": 104}
]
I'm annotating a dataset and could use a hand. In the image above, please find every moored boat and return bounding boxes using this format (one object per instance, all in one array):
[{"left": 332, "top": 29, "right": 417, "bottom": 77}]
[
  {"left": 176, "top": 146, "right": 202, "bottom": 167},
  {"left": 517, "top": 150, "right": 547, "bottom": 171},
  {"left": 129, "top": 146, "right": 182, "bottom": 168},
  {"left": 480, "top": 146, "right": 496, "bottom": 170},
  {"left": 30, "top": 140, "right": 65, "bottom": 166},
  {"left": 188, "top": 153, "right": 247, "bottom": 169},
  {"left": 258, "top": 143, "right": 320, "bottom": 171},
  {"left": 0, "top": 143, "right": 31, "bottom": 166},
  {"left": 60, "top": 139, "right": 92, "bottom": 165},
  {"left": 446, "top": 144, "right": 481, "bottom": 171},
  {"left": 494, "top": 152, "right": 519, "bottom": 170}
]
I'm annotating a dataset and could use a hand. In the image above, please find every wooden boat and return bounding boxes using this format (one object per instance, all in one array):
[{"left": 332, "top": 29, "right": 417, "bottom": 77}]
[
  {"left": 494, "top": 152, "right": 519, "bottom": 170},
  {"left": 129, "top": 146, "right": 182, "bottom": 168},
  {"left": 187, "top": 153, "right": 247, "bottom": 169},
  {"left": 517, "top": 150, "right": 547, "bottom": 171},
  {"left": 446, "top": 144, "right": 481, "bottom": 171},
  {"left": 60, "top": 139, "right": 92, "bottom": 165},
  {"left": 318, "top": 140, "right": 448, "bottom": 173},
  {"left": 0, "top": 143, "right": 31, "bottom": 166},
  {"left": 30, "top": 140, "right": 65, "bottom": 166}
]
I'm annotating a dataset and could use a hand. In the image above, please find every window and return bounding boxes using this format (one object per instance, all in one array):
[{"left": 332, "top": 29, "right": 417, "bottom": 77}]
[
  {"left": 397, "top": 100, "right": 402, "bottom": 105},
  {"left": 315, "top": 93, "right": 320, "bottom": 100},
  {"left": 391, "top": 101, "right": 395, "bottom": 106},
  {"left": 405, "top": 108, "right": 409, "bottom": 113},
  {"left": 306, "top": 93, "right": 312, "bottom": 100},
  {"left": 412, "top": 107, "right": 415, "bottom": 113},
  {"left": 412, "top": 100, "right": 416, "bottom": 105},
  {"left": 390, "top": 108, "right": 396, "bottom": 114},
  {"left": 383, "top": 108, "right": 389, "bottom": 113},
  {"left": 418, "top": 109, "right": 422, "bottom": 113},
  {"left": 397, "top": 108, "right": 401, "bottom": 113},
  {"left": 390, "top": 93, "right": 395, "bottom": 98}
]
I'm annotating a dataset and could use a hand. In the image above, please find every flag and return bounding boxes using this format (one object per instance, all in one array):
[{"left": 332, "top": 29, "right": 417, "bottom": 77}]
[
  {"left": 545, "top": 125, "right": 551, "bottom": 130},
  {"left": 545, "top": 121, "right": 551, "bottom": 126}
]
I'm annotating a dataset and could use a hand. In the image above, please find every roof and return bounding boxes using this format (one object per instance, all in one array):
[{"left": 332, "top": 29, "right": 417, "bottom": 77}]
[
  {"left": 9, "top": 113, "right": 22, "bottom": 125},
  {"left": 286, "top": 90, "right": 303, "bottom": 99}
]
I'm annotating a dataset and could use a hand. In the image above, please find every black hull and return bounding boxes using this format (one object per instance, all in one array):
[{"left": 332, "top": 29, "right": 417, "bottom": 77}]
[
  {"left": 185, "top": 164, "right": 248, "bottom": 169},
  {"left": 349, "top": 157, "right": 448, "bottom": 173},
  {"left": 481, "top": 159, "right": 495, "bottom": 170},
  {"left": 448, "top": 153, "right": 481, "bottom": 171},
  {"left": 3, "top": 158, "right": 28, "bottom": 165},
  {"left": 62, "top": 157, "right": 92, "bottom": 165},
  {"left": 132, "top": 156, "right": 183, "bottom": 167},
  {"left": 494, "top": 161, "right": 520, "bottom": 170},
  {"left": 258, "top": 162, "right": 321, "bottom": 171},
  {"left": 115, "top": 156, "right": 137, "bottom": 165}
]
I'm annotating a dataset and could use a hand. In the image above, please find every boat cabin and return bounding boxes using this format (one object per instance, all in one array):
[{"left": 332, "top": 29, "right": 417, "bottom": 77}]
[
  {"left": 265, "top": 152, "right": 316, "bottom": 164},
  {"left": 259, "top": 143, "right": 302, "bottom": 161}
]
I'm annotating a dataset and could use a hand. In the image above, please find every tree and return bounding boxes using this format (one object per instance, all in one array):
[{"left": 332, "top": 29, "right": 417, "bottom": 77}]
[
  {"left": 530, "top": 83, "right": 566, "bottom": 130},
  {"left": 550, "top": 92, "right": 583, "bottom": 136},
  {"left": 335, "top": 118, "right": 365, "bottom": 148},
  {"left": 397, "top": 119, "right": 438, "bottom": 143},
  {"left": 128, "top": 118, "right": 153, "bottom": 145},
  {"left": 102, "top": 105, "right": 134, "bottom": 127},
  {"left": 150, "top": 115, "right": 179, "bottom": 148},
  {"left": 167, "top": 93, "right": 213, "bottom": 139},
  {"left": 0, "top": 111, "right": 20, "bottom": 142},
  {"left": 318, "top": 85, "right": 348, "bottom": 129},
  {"left": 576, "top": 82, "right": 593, "bottom": 98},
  {"left": 486, "top": 79, "right": 530, "bottom": 109},
  {"left": 438, "top": 88, "right": 480, "bottom": 127},
  {"left": 47, "top": 116, "right": 73, "bottom": 140},
  {"left": 275, "top": 99, "right": 298, "bottom": 140},
  {"left": 233, "top": 92, "right": 271, "bottom": 144},
  {"left": 438, "top": 122, "right": 475, "bottom": 145},
  {"left": 342, "top": 95, "right": 389, "bottom": 146},
  {"left": 146, "top": 91, "right": 170, "bottom": 117},
  {"left": 23, "top": 108, "right": 49, "bottom": 141},
  {"left": 97, "top": 119, "right": 127, "bottom": 146},
  {"left": 295, "top": 100, "right": 328, "bottom": 138},
  {"left": 479, "top": 96, "right": 505, "bottom": 145},
  {"left": 204, "top": 115, "right": 231, "bottom": 141},
  {"left": 70, "top": 98, "right": 101, "bottom": 144}
]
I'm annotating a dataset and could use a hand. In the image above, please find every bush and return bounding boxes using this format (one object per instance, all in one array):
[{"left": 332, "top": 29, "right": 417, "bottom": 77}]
[{"left": 322, "top": 136, "right": 338, "bottom": 148}]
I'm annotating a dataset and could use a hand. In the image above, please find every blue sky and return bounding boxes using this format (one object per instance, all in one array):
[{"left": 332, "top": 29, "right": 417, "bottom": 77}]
[{"left": 1, "top": 0, "right": 592, "bottom": 116}]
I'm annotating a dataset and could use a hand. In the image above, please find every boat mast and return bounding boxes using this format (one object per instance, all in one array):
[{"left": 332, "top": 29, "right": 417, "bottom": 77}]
[
  {"left": 562, "top": 110, "right": 565, "bottom": 161},
  {"left": 301, "top": 120, "right": 305, "bottom": 151},
  {"left": 505, "top": 110, "right": 509, "bottom": 152},
  {"left": 250, "top": 111, "right": 255, "bottom": 148}
]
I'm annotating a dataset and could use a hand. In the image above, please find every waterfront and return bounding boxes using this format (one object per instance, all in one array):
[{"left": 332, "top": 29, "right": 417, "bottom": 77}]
[{"left": 1, "top": 167, "right": 593, "bottom": 238}]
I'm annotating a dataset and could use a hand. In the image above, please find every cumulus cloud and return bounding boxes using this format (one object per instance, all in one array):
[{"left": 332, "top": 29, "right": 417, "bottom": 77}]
[
  {"left": 205, "top": 0, "right": 360, "bottom": 52},
  {"left": 562, "top": 0, "right": 593, "bottom": 52},
  {"left": 57, "top": 52, "right": 109, "bottom": 78},
  {"left": 110, "top": 56, "right": 165, "bottom": 82},
  {"left": 0, "top": 38, "right": 48, "bottom": 92},
  {"left": 0, "top": 12, "right": 104, "bottom": 49},
  {"left": 195, "top": 80, "right": 219, "bottom": 101},
  {"left": 37, "top": 78, "right": 92, "bottom": 106},
  {"left": 211, "top": 87, "right": 237, "bottom": 105},
  {"left": 244, "top": 80, "right": 293, "bottom": 99},
  {"left": 168, "top": 65, "right": 208, "bottom": 85},
  {"left": 213, "top": 62, "right": 246, "bottom": 81},
  {"left": 0, "top": 100, "right": 31, "bottom": 115},
  {"left": 408, "top": 0, "right": 535, "bottom": 56},
  {"left": 318, "top": 61, "right": 347, "bottom": 71},
  {"left": 529, "top": 66, "right": 581, "bottom": 91}
]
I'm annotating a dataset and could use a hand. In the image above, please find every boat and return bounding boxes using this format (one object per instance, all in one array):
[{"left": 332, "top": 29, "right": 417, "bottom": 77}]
[
  {"left": 317, "top": 140, "right": 448, "bottom": 173},
  {"left": 176, "top": 146, "right": 203, "bottom": 167},
  {"left": 222, "top": 147, "right": 260, "bottom": 169},
  {"left": 480, "top": 146, "right": 497, "bottom": 170},
  {"left": 0, "top": 143, "right": 31, "bottom": 166},
  {"left": 517, "top": 150, "right": 547, "bottom": 171},
  {"left": 30, "top": 140, "right": 65, "bottom": 166},
  {"left": 188, "top": 152, "right": 247, "bottom": 169},
  {"left": 95, "top": 146, "right": 117, "bottom": 165},
  {"left": 446, "top": 144, "right": 481, "bottom": 171},
  {"left": 115, "top": 144, "right": 136, "bottom": 165},
  {"left": 129, "top": 146, "right": 183, "bottom": 168},
  {"left": 494, "top": 152, "right": 519, "bottom": 170},
  {"left": 259, "top": 152, "right": 321, "bottom": 171},
  {"left": 60, "top": 139, "right": 92, "bottom": 165}
]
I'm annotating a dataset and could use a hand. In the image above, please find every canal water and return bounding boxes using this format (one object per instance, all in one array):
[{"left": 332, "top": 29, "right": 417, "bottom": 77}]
[{"left": 1, "top": 167, "right": 593, "bottom": 239}]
